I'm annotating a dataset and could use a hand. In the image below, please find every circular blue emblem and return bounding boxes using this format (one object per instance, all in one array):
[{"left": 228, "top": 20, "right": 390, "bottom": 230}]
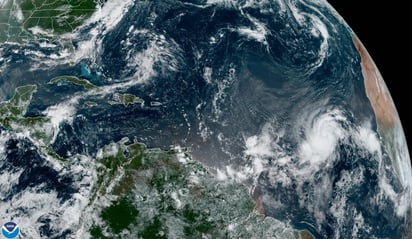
[{"left": 1, "top": 222, "right": 19, "bottom": 239}]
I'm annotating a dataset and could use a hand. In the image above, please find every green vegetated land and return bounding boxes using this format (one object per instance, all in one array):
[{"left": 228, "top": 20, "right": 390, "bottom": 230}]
[
  {"left": 0, "top": 0, "right": 102, "bottom": 42},
  {"left": 21, "top": 0, "right": 98, "bottom": 34},
  {"left": 90, "top": 139, "right": 315, "bottom": 239},
  {"left": 110, "top": 93, "right": 145, "bottom": 107},
  {"left": 0, "top": 84, "right": 58, "bottom": 157},
  {"left": 48, "top": 75, "right": 97, "bottom": 90},
  {"left": 0, "top": 84, "right": 39, "bottom": 128},
  {"left": 0, "top": 84, "right": 314, "bottom": 239},
  {"left": 47, "top": 74, "right": 160, "bottom": 108}
]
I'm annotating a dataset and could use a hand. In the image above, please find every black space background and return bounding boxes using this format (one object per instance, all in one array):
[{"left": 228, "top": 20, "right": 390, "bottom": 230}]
[{"left": 327, "top": 1, "right": 411, "bottom": 155}]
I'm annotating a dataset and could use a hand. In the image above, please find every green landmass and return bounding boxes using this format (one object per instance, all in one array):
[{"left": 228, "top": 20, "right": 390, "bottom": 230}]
[
  {"left": 88, "top": 138, "right": 249, "bottom": 238},
  {"left": 100, "top": 197, "right": 139, "bottom": 234},
  {"left": 0, "top": 84, "right": 314, "bottom": 238},
  {"left": 48, "top": 75, "right": 97, "bottom": 90},
  {"left": 110, "top": 93, "right": 144, "bottom": 107},
  {"left": 90, "top": 226, "right": 109, "bottom": 239},
  {"left": 89, "top": 138, "right": 310, "bottom": 239},
  {"left": 0, "top": 84, "right": 37, "bottom": 117},
  {"left": 0, "top": 84, "right": 39, "bottom": 128},
  {"left": 0, "top": 0, "right": 102, "bottom": 42},
  {"left": 0, "top": 84, "right": 59, "bottom": 159},
  {"left": 20, "top": 0, "right": 98, "bottom": 35}
]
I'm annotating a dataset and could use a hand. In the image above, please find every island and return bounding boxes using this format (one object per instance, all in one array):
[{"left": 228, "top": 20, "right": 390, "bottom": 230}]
[
  {"left": 0, "top": 84, "right": 314, "bottom": 239},
  {"left": 48, "top": 75, "right": 97, "bottom": 90},
  {"left": 109, "top": 93, "right": 144, "bottom": 107},
  {"left": 150, "top": 101, "right": 162, "bottom": 107}
]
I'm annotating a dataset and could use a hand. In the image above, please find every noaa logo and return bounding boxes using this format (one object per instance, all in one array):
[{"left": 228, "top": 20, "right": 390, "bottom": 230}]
[{"left": 1, "top": 222, "right": 19, "bottom": 239}]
